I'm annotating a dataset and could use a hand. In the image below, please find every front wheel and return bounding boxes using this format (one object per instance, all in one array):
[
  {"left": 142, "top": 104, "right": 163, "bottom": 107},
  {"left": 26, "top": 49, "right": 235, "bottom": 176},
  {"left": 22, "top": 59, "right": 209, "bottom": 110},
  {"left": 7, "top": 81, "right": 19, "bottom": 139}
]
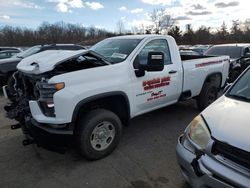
[
  {"left": 75, "top": 109, "right": 122, "bottom": 160},
  {"left": 197, "top": 83, "right": 218, "bottom": 111}
]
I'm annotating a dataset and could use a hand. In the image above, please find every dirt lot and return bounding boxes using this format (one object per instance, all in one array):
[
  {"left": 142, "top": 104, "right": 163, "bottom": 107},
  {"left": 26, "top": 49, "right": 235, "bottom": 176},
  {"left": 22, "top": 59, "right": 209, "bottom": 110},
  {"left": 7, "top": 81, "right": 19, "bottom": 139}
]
[{"left": 0, "top": 95, "right": 199, "bottom": 188}]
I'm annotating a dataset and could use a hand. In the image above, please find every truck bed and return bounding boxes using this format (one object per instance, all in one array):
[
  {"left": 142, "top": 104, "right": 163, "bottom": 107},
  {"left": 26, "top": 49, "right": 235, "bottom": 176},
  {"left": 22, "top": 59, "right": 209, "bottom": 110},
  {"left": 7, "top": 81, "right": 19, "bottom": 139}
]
[{"left": 181, "top": 55, "right": 229, "bottom": 97}]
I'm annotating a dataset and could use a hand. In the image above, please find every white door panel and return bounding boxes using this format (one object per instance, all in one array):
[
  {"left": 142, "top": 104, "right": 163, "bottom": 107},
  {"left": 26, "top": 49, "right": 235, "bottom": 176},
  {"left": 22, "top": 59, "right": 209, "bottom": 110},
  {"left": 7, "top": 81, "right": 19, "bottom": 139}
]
[{"left": 130, "top": 39, "right": 182, "bottom": 115}]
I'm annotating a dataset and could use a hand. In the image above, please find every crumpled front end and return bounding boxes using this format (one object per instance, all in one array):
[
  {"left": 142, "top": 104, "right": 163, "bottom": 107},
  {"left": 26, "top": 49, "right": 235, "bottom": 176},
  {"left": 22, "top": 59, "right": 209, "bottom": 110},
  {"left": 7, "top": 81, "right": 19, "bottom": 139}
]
[{"left": 4, "top": 72, "right": 73, "bottom": 152}]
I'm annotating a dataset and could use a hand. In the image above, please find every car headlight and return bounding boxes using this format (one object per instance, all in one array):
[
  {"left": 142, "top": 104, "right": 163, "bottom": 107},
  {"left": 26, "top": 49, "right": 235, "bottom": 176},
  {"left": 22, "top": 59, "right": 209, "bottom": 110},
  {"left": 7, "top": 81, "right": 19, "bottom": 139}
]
[
  {"left": 187, "top": 115, "right": 210, "bottom": 149},
  {"left": 36, "top": 82, "right": 65, "bottom": 117}
]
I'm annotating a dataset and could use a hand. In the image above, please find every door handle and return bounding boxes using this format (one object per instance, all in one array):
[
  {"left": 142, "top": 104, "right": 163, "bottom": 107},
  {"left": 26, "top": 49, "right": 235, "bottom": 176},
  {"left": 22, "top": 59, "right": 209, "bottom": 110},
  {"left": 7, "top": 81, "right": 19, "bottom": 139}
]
[{"left": 169, "top": 70, "right": 177, "bottom": 74}]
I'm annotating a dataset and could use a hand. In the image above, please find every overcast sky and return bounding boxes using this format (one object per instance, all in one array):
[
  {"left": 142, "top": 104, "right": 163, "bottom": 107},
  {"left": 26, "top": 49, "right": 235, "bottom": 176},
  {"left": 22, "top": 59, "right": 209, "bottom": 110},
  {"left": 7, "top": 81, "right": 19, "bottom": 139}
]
[{"left": 0, "top": 0, "right": 248, "bottom": 32}]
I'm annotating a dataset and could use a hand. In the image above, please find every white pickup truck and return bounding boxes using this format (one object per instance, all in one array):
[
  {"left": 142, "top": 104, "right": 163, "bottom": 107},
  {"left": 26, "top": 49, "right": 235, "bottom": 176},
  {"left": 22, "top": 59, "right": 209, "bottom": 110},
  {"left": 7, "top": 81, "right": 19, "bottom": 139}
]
[{"left": 4, "top": 35, "right": 229, "bottom": 159}]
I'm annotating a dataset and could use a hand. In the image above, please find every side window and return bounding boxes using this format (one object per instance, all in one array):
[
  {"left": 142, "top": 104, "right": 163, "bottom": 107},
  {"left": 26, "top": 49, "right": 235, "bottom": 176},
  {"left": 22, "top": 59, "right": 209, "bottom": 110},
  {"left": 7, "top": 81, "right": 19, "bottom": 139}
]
[{"left": 138, "top": 39, "right": 171, "bottom": 65}]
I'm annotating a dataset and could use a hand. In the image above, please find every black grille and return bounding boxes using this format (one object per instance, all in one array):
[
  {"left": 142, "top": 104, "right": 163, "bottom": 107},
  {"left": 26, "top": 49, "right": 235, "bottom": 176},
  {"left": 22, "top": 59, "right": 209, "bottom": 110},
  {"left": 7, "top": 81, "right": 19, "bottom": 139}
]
[
  {"left": 212, "top": 140, "right": 250, "bottom": 169},
  {"left": 21, "top": 76, "right": 39, "bottom": 100}
]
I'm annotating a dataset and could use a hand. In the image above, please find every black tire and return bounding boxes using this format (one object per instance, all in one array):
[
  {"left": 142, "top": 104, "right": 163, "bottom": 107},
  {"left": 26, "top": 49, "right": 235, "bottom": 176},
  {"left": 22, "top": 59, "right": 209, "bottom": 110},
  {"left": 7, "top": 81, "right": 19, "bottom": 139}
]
[
  {"left": 75, "top": 109, "right": 122, "bottom": 160},
  {"left": 7, "top": 75, "right": 17, "bottom": 102},
  {"left": 197, "top": 83, "right": 218, "bottom": 111}
]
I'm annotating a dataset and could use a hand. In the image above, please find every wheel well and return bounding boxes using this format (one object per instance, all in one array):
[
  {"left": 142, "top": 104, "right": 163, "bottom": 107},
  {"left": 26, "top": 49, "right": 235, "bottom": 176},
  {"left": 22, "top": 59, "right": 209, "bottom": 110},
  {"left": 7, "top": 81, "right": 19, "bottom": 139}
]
[
  {"left": 204, "top": 73, "right": 222, "bottom": 89},
  {"left": 73, "top": 94, "right": 130, "bottom": 126}
]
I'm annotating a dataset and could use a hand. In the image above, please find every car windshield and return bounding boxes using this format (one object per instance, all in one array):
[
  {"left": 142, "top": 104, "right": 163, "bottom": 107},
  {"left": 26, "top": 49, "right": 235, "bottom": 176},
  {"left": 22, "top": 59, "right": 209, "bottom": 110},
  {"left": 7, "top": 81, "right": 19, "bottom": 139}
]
[
  {"left": 90, "top": 38, "right": 142, "bottom": 64},
  {"left": 227, "top": 68, "right": 250, "bottom": 102},
  {"left": 16, "top": 46, "right": 41, "bottom": 58},
  {"left": 205, "top": 46, "right": 242, "bottom": 59}
]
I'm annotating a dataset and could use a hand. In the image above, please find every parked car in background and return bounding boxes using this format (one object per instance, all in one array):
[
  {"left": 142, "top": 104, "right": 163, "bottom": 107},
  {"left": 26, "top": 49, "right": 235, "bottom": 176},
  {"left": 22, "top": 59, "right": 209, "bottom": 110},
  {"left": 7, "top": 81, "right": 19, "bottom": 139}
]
[
  {"left": 0, "top": 49, "right": 21, "bottom": 59},
  {"left": 0, "top": 44, "right": 85, "bottom": 86},
  {"left": 176, "top": 66, "right": 250, "bottom": 188},
  {"left": 0, "top": 47, "right": 21, "bottom": 51},
  {"left": 205, "top": 43, "right": 250, "bottom": 82},
  {"left": 4, "top": 35, "right": 229, "bottom": 160},
  {"left": 191, "top": 45, "right": 211, "bottom": 55},
  {"left": 180, "top": 49, "right": 200, "bottom": 56}
]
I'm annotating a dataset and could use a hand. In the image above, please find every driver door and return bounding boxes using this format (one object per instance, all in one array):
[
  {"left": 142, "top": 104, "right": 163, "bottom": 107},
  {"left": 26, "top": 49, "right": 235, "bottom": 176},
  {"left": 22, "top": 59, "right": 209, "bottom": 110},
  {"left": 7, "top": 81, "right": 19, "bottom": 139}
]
[{"left": 130, "top": 39, "right": 182, "bottom": 116}]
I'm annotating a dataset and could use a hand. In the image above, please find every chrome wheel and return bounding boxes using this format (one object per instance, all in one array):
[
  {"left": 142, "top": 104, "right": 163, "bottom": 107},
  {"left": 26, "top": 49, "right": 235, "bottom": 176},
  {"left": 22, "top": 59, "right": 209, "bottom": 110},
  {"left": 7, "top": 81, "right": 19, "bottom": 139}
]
[{"left": 90, "top": 121, "right": 115, "bottom": 151}]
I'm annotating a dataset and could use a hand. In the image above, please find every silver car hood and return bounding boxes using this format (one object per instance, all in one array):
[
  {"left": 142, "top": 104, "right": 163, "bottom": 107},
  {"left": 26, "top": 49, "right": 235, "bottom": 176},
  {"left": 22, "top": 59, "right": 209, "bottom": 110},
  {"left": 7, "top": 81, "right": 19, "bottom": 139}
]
[{"left": 202, "top": 95, "right": 250, "bottom": 152}]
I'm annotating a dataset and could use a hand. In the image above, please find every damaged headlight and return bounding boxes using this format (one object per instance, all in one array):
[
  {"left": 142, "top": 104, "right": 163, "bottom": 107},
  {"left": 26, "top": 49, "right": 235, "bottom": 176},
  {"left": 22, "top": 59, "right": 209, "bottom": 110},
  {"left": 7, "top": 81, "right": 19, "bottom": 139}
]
[
  {"left": 187, "top": 115, "right": 211, "bottom": 150},
  {"left": 36, "top": 82, "right": 65, "bottom": 117}
]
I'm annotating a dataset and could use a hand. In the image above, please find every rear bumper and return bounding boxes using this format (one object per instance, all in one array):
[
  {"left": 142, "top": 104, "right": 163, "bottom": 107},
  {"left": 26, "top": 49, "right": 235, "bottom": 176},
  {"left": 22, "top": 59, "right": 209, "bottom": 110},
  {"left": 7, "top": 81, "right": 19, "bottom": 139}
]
[
  {"left": 176, "top": 135, "right": 250, "bottom": 188},
  {"left": 23, "top": 117, "right": 74, "bottom": 152}
]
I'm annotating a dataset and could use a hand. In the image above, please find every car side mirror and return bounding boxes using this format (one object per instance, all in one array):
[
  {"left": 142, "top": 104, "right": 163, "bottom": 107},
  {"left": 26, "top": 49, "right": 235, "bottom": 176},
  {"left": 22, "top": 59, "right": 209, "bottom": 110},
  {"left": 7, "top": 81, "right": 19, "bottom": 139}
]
[
  {"left": 142, "top": 52, "right": 164, "bottom": 71},
  {"left": 134, "top": 52, "right": 164, "bottom": 77},
  {"left": 223, "top": 83, "right": 232, "bottom": 93}
]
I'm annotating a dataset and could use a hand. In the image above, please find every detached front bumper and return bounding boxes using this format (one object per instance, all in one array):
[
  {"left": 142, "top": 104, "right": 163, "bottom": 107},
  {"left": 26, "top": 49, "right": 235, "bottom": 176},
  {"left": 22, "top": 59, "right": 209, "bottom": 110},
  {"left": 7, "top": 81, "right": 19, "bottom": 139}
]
[
  {"left": 22, "top": 117, "right": 74, "bottom": 152},
  {"left": 176, "top": 135, "right": 250, "bottom": 188}
]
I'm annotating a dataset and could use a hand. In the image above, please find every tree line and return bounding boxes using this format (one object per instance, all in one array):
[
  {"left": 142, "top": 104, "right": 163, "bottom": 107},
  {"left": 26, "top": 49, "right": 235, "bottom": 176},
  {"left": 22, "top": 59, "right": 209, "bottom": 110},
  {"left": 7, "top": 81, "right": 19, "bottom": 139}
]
[
  {"left": 168, "top": 20, "right": 250, "bottom": 45},
  {"left": 0, "top": 22, "right": 115, "bottom": 46}
]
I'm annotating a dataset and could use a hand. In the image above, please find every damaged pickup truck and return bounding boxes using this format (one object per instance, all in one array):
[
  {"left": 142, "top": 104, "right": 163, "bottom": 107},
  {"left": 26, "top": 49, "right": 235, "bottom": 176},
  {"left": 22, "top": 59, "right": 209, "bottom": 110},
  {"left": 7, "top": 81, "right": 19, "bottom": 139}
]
[{"left": 3, "top": 35, "right": 230, "bottom": 160}]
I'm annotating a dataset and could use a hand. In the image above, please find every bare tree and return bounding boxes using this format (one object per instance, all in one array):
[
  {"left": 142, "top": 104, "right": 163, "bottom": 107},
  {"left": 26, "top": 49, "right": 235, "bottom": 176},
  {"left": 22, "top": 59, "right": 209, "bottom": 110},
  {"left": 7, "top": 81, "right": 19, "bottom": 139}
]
[
  {"left": 131, "top": 26, "right": 139, "bottom": 34},
  {"left": 116, "top": 20, "right": 125, "bottom": 35},
  {"left": 243, "top": 19, "right": 250, "bottom": 31},
  {"left": 150, "top": 8, "right": 175, "bottom": 34}
]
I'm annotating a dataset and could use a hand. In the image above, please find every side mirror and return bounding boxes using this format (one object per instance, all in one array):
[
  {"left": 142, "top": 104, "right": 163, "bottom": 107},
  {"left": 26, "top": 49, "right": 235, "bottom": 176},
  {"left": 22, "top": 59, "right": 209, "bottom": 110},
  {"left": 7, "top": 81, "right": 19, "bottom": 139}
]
[
  {"left": 140, "top": 52, "right": 164, "bottom": 72},
  {"left": 223, "top": 83, "right": 232, "bottom": 93},
  {"left": 134, "top": 52, "right": 164, "bottom": 77}
]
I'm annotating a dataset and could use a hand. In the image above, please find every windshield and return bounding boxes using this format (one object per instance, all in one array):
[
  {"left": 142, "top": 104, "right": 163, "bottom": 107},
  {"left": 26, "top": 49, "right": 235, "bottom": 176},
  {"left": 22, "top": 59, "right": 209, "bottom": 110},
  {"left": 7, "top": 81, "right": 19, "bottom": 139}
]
[
  {"left": 205, "top": 46, "right": 242, "bottom": 59},
  {"left": 90, "top": 38, "right": 142, "bottom": 64},
  {"left": 227, "top": 68, "right": 250, "bottom": 102},
  {"left": 16, "top": 46, "right": 41, "bottom": 58}
]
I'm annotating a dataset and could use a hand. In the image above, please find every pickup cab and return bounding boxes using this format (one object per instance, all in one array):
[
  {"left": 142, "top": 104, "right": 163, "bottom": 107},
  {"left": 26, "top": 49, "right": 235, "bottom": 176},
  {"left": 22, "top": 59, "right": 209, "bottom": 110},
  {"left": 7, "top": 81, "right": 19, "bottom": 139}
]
[{"left": 4, "top": 35, "right": 230, "bottom": 160}]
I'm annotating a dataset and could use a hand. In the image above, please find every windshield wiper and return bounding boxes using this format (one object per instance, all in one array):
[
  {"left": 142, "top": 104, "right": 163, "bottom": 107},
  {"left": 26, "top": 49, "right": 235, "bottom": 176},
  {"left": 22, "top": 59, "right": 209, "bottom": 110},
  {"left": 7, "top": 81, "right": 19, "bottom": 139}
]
[{"left": 227, "top": 94, "right": 250, "bottom": 102}]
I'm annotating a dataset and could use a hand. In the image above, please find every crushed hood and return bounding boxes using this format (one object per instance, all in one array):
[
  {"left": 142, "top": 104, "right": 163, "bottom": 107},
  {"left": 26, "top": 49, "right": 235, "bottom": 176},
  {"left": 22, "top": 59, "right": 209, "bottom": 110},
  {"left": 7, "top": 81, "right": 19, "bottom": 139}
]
[
  {"left": 17, "top": 49, "right": 93, "bottom": 74},
  {"left": 202, "top": 95, "right": 250, "bottom": 152}
]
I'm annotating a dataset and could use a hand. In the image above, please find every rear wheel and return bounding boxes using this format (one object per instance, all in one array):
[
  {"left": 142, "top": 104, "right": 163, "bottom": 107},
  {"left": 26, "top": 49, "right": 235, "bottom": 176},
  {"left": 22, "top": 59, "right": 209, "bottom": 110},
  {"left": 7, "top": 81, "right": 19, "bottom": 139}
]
[
  {"left": 197, "top": 83, "right": 218, "bottom": 111},
  {"left": 75, "top": 109, "right": 122, "bottom": 160}
]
